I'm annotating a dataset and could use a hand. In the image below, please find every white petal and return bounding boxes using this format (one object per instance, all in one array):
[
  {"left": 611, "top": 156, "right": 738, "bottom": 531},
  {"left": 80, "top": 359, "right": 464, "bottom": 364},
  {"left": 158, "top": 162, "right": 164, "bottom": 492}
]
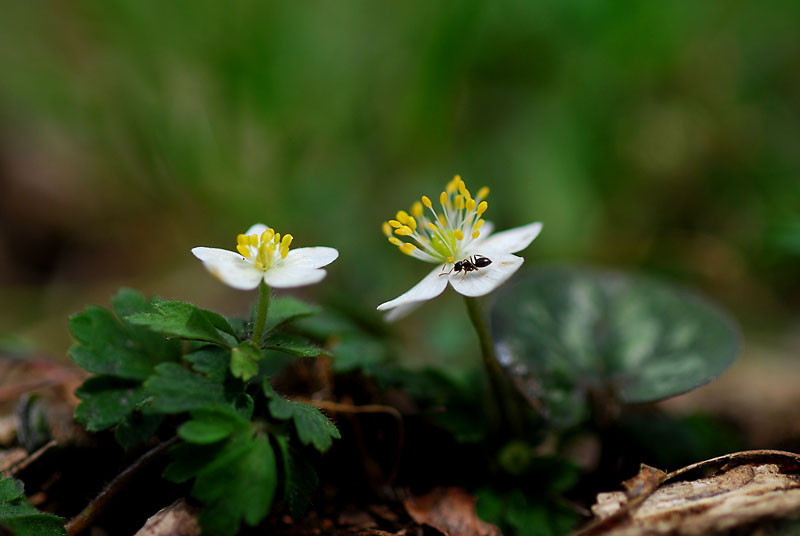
[
  {"left": 448, "top": 253, "right": 523, "bottom": 297},
  {"left": 245, "top": 223, "right": 269, "bottom": 236},
  {"left": 473, "top": 222, "right": 542, "bottom": 254},
  {"left": 376, "top": 266, "right": 448, "bottom": 311},
  {"left": 263, "top": 266, "right": 327, "bottom": 288},
  {"left": 191, "top": 247, "right": 263, "bottom": 290},
  {"left": 383, "top": 301, "right": 425, "bottom": 322},
  {"left": 280, "top": 247, "right": 339, "bottom": 270},
  {"left": 407, "top": 248, "right": 440, "bottom": 263}
]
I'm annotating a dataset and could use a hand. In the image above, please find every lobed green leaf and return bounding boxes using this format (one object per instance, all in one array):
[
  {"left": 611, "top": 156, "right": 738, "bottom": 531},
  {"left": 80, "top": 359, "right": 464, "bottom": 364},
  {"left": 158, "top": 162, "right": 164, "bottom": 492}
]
[
  {"left": 0, "top": 477, "right": 66, "bottom": 536},
  {"left": 74, "top": 376, "right": 147, "bottom": 431},
  {"left": 144, "top": 363, "right": 229, "bottom": 414},
  {"left": 230, "top": 341, "right": 261, "bottom": 381},
  {"left": 263, "top": 333, "right": 321, "bottom": 357},
  {"left": 263, "top": 381, "right": 340, "bottom": 452},
  {"left": 126, "top": 301, "right": 238, "bottom": 347}
]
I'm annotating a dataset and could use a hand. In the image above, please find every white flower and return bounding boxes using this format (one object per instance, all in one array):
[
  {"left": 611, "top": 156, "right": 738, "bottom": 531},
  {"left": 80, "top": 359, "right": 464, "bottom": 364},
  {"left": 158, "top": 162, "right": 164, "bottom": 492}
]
[
  {"left": 377, "top": 175, "right": 542, "bottom": 320},
  {"left": 192, "top": 223, "right": 338, "bottom": 290}
]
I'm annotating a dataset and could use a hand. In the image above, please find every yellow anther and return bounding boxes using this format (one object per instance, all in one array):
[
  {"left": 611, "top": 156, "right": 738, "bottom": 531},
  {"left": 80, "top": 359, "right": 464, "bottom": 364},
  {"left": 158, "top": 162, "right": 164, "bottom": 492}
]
[
  {"left": 476, "top": 186, "right": 490, "bottom": 200},
  {"left": 421, "top": 195, "right": 433, "bottom": 208},
  {"left": 248, "top": 234, "right": 259, "bottom": 247},
  {"left": 472, "top": 230, "right": 480, "bottom": 239},
  {"left": 440, "top": 191, "right": 448, "bottom": 206},
  {"left": 455, "top": 195, "right": 464, "bottom": 210},
  {"left": 454, "top": 229, "right": 464, "bottom": 240},
  {"left": 407, "top": 216, "right": 417, "bottom": 231},
  {"left": 237, "top": 234, "right": 248, "bottom": 246},
  {"left": 426, "top": 222, "right": 438, "bottom": 232},
  {"left": 438, "top": 214, "right": 447, "bottom": 225},
  {"left": 457, "top": 179, "right": 469, "bottom": 198},
  {"left": 477, "top": 201, "right": 488, "bottom": 216},
  {"left": 236, "top": 244, "right": 250, "bottom": 257},
  {"left": 389, "top": 237, "right": 403, "bottom": 246},
  {"left": 466, "top": 198, "right": 476, "bottom": 211},
  {"left": 396, "top": 210, "right": 411, "bottom": 225},
  {"left": 446, "top": 177, "right": 459, "bottom": 194},
  {"left": 474, "top": 218, "right": 485, "bottom": 230},
  {"left": 382, "top": 222, "right": 392, "bottom": 237},
  {"left": 395, "top": 226, "right": 413, "bottom": 236},
  {"left": 279, "top": 234, "right": 293, "bottom": 258},
  {"left": 400, "top": 243, "right": 417, "bottom": 254},
  {"left": 411, "top": 201, "right": 423, "bottom": 218},
  {"left": 447, "top": 256, "right": 455, "bottom": 264},
  {"left": 388, "top": 220, "right": 402, "bottom": 228},
  {"left": 261, "top": 228, "right": 275, "bottom": 243},
  {"left": 273, "top": 232, "right": 281, "bottom": 246}
]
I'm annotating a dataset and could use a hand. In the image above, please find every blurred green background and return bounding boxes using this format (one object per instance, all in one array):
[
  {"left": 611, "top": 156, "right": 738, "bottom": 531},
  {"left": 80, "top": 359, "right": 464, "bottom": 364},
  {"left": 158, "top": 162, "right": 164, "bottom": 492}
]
[{"left": 1, "top": 1, "right": 799, "bottom": 361}]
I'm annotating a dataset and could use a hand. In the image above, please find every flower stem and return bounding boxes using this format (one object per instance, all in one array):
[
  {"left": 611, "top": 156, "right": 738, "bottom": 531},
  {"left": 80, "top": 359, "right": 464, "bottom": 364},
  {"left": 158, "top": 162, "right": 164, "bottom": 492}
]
[
  {"left": 252, "top": 280, "right": 271, "bottom": 346},
  {"left": 463, "top": 296, "right": 523, "bottom": 439}
]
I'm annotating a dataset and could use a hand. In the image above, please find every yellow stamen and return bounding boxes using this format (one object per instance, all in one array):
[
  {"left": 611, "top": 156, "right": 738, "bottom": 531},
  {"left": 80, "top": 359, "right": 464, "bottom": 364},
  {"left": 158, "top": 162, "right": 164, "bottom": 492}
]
[
  {"left": 476, "top": 186, "right": 490, "bottom": 201},
  {"left": 237, "top": 234, "right": 248, "bottom": 247},
  {"left": 476, "top": 201, "right": 488, "bottom": 216},
  {"left": 396, "top": 210, "right": 411, "bottom": 225},
  {"left": 236, "top": 244, "right": 250, "bottom": 257},
  {"left": 388, "top": 220, "right": 402, "bottom": 228},
  {"left": 395, "top": 226, "right": 413, "bottom": 236},
  {"left": 421, "top": 195, "right": 432, "bottom": 208},
  {"left": 389, "top": 237, "right": 403, "bottom": 246},
  {"left": 455, "top": 195, "right": 464, "bottom": 210},
  {"left": 382, "top": 222, "right": 392, "bottom": 236},
  {"left": 447, "top": 256, "right": 455, "bottom": 264},
  {"left": 457, "top": 179, "right": 470, "bottom": 199},
  {"left": 472, "top": 230, "right": 480, "bottom": 239},
  {"left": 411, "top": 201, "right": 423, "bottom": 219},
  {"left": 466, "top": 198, "right": 476, "bottom": 211},
  {"left": 280, "top": 234, "right": 293, "bottom": 259},
  {"left": 426, "top": 222, "right": 438, "bottom": 232},
  {"left": 438, "top": 214, "right": 446, "bottom": 225},
  {"left": 407, "top": 216, "right": 417, "bottom": 231},
  {"left": 273, "top": 233, "right": 281, "bottom": 246},
  {"left": 400, "top": 243, "right": 416, "bottom": 255},
  {"left": 248, "top": 234, "right": 259, "bottom": 247},
  {"left": 440, "top": 191, "right": 448, "bottom": 206},
  {"left": 474, "top": 218, "right": 485, "bottom": 230},
  {"left": 454, "top": 229, "right": 464, "bottom": 240},
  {"left": 261, "top": 228, "right": 275, "bottom": 243},
  {"left": 446, "top": 176, "right": 459, "bottom": 194}
]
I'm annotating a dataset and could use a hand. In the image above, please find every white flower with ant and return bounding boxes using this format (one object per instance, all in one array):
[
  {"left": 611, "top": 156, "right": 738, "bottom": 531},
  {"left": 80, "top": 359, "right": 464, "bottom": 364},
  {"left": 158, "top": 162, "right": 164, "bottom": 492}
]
[
  {"left": 192, "top": 223, "right": 338, "bottom": 290},
  {"left": 377, "top": 175, "right": 542, "bottom": 320}
]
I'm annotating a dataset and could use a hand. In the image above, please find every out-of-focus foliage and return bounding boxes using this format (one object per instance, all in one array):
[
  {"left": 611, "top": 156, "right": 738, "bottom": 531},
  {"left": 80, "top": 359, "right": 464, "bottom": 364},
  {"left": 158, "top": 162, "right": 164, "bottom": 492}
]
[{"left": 1, "top": 1, "right": 799, "bottom": 353}]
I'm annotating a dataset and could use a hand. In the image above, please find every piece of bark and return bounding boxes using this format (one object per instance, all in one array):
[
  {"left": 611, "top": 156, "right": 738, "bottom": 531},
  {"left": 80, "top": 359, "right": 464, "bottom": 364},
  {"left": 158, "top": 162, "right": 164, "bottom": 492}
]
[
  {"left": 134, "top": 499, "right": 201, "bottom": 536},
  {"left": 579, "top": 450, "right": 800, "bottom": 535},
  {"left": 404, "top": 487, "right": 501, "bottom": 536}
]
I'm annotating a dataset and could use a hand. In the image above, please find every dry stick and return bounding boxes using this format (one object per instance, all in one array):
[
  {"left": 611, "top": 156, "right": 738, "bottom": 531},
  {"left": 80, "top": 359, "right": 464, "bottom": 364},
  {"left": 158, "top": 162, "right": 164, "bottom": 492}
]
[
  {"left": 66, "top": 436, "right": 180, "bottom": 536},
  {"left": 295, "top": 398, "right": 405, "bottom": 485},
  {"left": 7, "top": 440, "right": 57, "bottom": 477}
]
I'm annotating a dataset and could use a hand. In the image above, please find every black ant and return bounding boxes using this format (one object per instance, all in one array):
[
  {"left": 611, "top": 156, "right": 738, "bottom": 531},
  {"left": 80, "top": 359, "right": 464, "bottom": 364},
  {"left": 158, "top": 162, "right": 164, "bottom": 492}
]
[{"left": 440, "top": 254, "right": 492, "bottom": 277}]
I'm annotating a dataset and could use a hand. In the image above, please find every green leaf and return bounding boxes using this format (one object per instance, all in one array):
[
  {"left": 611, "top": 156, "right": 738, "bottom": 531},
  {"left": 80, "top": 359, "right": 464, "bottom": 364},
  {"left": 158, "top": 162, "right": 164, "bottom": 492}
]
[
  {"left": 185, "top": 345, "right": 230, "bottom": 383},
  {"left": 264, "top": 297, "right": 320, "bottom": 334},
  {"left": 164, "top": 417, "right": 277, "bottom": 536},
  {"left": 178, "top": 408, "right": 245, "bottom": 444},
  {"left": 127, "top": 301, "right": 237, "bottom": 347},
  {"left": 0, "top": 477, "right": 66, "bottom": 536},
  {"left": 115, "top": 412, "right": 164, "bottom": 449},
  {"left": 144, "top": 363, "right": 229, "bottom": 414},
  {"left": 263, "top": 381, "right": 340, "bottom": 452},
  {"left": 329, "top": 334, "right": 388, "bottom": 373},
  {"left": 275, "top": 435, "right": 318, "bottom": 519},
  {"left": 230, "top": 342, "right": 261, "bottom": 381},
  {"left": 263, "top": 333, "right": 321, "bottom": 357},
  {"left": 69, "top": 290, "right": 181, "bottom": 380},
  {"left": 74, "top": 376, "right": 147, "bottom": 431},
  {"left": 490, "top": 267, "right": 741, "bottom": 428}
]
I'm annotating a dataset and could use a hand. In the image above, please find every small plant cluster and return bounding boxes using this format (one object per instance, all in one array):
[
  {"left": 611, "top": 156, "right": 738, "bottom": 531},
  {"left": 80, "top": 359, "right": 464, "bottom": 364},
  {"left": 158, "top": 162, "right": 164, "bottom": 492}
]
[{"left": 2, "top": 176, "right": 743, "bottom": 535}]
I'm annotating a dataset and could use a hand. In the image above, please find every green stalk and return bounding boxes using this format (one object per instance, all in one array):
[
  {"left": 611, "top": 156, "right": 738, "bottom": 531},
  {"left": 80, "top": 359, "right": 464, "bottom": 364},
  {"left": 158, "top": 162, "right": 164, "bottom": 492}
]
[
  {"left": 463, "top": 296, "right": 523, "bottom": 438},
  {"left": 251, "top": 280, "right": 271, "bottom": 346}
]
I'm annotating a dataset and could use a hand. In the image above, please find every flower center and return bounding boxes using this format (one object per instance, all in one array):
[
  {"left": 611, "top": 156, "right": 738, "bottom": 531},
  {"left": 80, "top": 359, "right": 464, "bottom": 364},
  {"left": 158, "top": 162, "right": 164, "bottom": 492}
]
[
  {"left": 382, "top": 175, "right": 489, "bottom": 264},
  {"left": 236, "top": 228, "right": 293, "bottom": 271}
]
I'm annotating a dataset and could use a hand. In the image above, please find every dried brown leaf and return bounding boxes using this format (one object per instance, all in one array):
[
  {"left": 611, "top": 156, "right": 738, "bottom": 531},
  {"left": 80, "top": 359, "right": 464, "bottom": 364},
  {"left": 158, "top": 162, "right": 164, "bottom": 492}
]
[{"left": 403, "top": 487, "right": 501, "bottom": 536}]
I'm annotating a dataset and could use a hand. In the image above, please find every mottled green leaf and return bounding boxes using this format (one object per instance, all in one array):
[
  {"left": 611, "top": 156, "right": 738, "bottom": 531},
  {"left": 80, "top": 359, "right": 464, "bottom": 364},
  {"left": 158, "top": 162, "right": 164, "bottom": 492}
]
[
  {"left": 127, "top": 301, "right": 237, "bottom": 347},
  {"left": 230, "top": 341, "right": 260, "bottom": 381},
  {"left": 263, "top": 381, "right": 339, "bottom": 452},
  {"left": 69, "top": 290, "right": 181, "bottom": 380},
  {"left": 263, "top": 333, "right": 321, "bottom": 357},
  {"left": 185, "top": 345, "right": 230, "bottom": 383},
  {"left": 491, "top": 267, "right": 740, "bottom": 428},
  {"left": 0, "top": 477, "right": 66, "bottom": 536},
  {"left": 144, "top": 363, "right": 228, "bottom": 414},
  {"left": 74, "top": 376, "right": 146, "bottom": 431}
]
